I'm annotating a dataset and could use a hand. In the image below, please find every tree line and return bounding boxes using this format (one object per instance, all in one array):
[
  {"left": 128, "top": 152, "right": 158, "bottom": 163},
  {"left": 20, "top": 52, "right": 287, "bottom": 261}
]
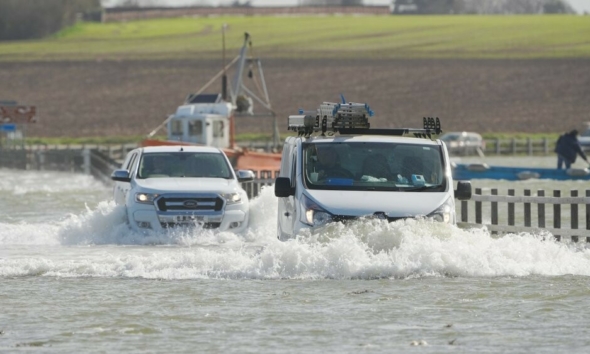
[{"left": 0, "top": 0, "right": 101, "bottom": 41}]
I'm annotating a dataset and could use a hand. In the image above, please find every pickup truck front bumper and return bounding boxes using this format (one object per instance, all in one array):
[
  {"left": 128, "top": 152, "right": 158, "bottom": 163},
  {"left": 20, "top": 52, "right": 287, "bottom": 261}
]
[{"left": 127, "top": 192, "right": 248, "bottom": 233}]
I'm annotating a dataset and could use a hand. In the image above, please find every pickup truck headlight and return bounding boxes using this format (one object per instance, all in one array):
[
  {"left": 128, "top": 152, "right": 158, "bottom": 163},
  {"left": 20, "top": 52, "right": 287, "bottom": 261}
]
[
  {"left": 135, "top": 192, "right": 159, "bottom": 204},
  {"left": 427, "top": 197, "right": 454, "bottom": 224},
  {"left": 301, "top": 194, "right": 332, "bottom": 227},
  {"left": 221, "top": 192, "right": 242, "bottom": 205}
]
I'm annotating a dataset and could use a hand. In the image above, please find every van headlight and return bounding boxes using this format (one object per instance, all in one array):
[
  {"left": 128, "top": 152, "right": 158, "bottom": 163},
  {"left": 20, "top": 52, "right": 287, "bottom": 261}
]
[
  {"left": 221, "top": 192, "right": 242, "bottom": 205},
  {"left": 135, "top": 192, "right": 159, "bottom": 204},
  {"left": 301, "top": 194, "right": 332, "bottom": 227},
  {"left": 427, "top": 197, "right": 454, "bottom": 224}
]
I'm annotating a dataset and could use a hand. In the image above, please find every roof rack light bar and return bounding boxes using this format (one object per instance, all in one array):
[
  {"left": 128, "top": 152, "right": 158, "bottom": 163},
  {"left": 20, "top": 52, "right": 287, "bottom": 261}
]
[
  {"left": 288, "top": 101, "right": 373, "bottom": 136},
  {"left": 287, "top": 100, "right": 442, "bottom": 139},
  {"left": 339, "top": 117, "right": 442, "bottom": 138}
]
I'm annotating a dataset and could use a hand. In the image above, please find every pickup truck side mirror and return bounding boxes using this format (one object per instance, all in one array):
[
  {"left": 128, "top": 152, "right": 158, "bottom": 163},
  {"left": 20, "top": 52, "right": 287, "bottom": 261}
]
[
  {"left": 455, "top": 181, "right": 472, "bottom": 200},
  {"left": 236, "top": 170, "right": 255, "bottom": 183},
  {"left": 111, "top": 169, "right": 131, "bottom": 183},
  {"left": 275, "top": 177, "right": 295, "bottom": 197}
]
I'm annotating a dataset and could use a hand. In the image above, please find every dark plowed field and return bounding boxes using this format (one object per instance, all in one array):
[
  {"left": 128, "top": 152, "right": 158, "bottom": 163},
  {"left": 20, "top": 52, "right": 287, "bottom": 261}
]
[{"left": 2, "top": 58, "right": 589, "bottom": 139}]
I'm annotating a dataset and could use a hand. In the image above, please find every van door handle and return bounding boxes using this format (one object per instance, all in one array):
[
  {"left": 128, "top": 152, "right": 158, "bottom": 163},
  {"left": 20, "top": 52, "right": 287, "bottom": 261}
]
[{"left": 284, "top": 212, "right": 291, "bottom": 217}]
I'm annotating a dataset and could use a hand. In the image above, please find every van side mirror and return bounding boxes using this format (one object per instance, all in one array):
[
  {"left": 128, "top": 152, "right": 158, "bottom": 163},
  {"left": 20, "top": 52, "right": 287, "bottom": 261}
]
[
  {"left": 455, "top": 181, "right": 472, "bottom": 200},
  {"left": 111, "top": 169, "right": 131, "bottom": 183},
  {"left": 275, "top": 177, "right": 295, "bottom": 197}
]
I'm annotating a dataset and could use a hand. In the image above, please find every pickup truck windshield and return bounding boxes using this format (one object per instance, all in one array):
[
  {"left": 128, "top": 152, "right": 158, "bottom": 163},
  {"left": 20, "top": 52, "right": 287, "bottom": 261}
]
[
  {"left": 137, "top": 152, "right": 232, "bottom": 179},
  {"left": 302, "top": 142, "right": 446, "bottom": 191}
]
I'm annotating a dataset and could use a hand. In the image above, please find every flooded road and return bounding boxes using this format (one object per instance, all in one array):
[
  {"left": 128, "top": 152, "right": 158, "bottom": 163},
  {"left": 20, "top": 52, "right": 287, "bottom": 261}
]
[{"left": 1, "top": 163, "right": 590, "bottom": 353}]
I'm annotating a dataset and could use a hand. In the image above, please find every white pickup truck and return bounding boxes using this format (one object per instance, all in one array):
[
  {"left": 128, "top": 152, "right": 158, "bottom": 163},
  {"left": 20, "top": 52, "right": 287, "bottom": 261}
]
[{"left": 111, "top": 146, "right": 254, "bottom": 233}]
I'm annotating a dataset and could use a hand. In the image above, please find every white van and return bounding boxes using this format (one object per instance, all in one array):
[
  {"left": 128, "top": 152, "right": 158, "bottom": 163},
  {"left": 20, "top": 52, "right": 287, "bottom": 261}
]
[{"left": 274, "top": 101, "right": 472, "bottom": 240}]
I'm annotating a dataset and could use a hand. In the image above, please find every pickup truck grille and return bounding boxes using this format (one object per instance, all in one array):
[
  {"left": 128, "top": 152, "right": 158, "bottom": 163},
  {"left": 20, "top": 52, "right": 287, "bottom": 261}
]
[
  {"left": 160, "top": 222, "right": 221, "bottom": 229},
  {"left": 155, "top": 195, "right": 224, "bottom": 212},
  {"left": 153, "top": 193, "right": 225, "bottom": 230}
]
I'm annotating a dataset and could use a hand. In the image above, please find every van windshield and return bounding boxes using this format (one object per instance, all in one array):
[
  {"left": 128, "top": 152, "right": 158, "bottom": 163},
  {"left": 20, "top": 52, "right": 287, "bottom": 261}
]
[
  {"left": 137, "top": 152, "right": 232, "bottom": 179},
  {"left": 302, "top": 142, "right": 446, "bottom": 191}
]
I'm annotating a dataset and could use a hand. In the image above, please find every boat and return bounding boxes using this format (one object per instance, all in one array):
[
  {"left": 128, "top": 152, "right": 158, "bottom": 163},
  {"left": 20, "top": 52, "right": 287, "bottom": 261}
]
[
  {"left": 141, "top": 30, "right": 282, "bottom": 175},
  {"left": 452, "top": 162, "right": 590, "bottom": 181}
]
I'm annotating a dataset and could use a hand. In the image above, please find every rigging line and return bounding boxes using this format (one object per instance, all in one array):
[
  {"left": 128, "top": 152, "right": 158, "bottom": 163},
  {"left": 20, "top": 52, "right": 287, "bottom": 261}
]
[
  {"left": 250, "top": 64, "right": 268, "bottom": 106},
  {"left": 241, "top": 85, "right": 276, "bottom": 115},
  {"left": 257, "top": 60, "right": 271, "bottom": 106},
  {"left": 245, "top": 38, "right": 269, "bottom": 104}
]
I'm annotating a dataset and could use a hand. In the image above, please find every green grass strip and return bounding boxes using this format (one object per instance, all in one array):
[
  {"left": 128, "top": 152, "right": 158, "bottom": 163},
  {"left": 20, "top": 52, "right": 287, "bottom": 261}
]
[{"left": 1, "top": 15, "right": 590, "bottom": 61}]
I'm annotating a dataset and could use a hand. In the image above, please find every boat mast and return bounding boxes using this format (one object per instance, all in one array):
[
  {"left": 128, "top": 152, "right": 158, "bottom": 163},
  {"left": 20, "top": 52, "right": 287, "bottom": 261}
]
[{"left": 222, "top": 24, "right": 228, "bottom": 101}]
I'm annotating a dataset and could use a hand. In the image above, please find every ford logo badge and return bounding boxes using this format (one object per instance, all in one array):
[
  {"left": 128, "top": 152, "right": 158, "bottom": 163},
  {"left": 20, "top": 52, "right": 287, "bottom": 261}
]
[{"left": 183, "top": 200, "right": 198, "bottom": 208}]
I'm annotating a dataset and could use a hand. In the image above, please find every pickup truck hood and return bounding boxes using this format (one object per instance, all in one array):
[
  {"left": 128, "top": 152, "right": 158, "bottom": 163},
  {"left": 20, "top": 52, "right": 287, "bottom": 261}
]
[
  {"left": 135, "top": 178, "right": 239, "bottom": 193},
  {"left": 305, "top": 190, "right": 450, "bottom": 217}
]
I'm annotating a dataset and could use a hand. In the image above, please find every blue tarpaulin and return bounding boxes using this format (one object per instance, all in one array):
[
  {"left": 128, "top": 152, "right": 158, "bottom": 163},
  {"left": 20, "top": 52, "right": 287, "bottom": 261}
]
[{"left": 0, "top": 124, "right": 17, "bottom": 132}]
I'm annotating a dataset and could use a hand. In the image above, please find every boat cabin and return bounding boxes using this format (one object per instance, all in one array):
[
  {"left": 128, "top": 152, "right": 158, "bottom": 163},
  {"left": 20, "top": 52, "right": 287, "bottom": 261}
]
[{"left": 166, "top": 94, "right": 232, "bottom": 149}]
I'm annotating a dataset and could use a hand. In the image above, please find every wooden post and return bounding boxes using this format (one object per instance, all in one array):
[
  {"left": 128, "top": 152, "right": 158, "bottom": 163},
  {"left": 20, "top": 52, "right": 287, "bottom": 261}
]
[
  {"left": 82, "top": 148, "right": 91, "bottom": 175},
  {"left": 511, "top": 138, "right": 516, "bottom": 155},
  {"left": 554, "top": 190, "right": 561, "bottom": 241},
  {"left": 461, "top": 200, "right": 468, "bottom": 223},
  {"left": 495, "top": 138, "right": 500, "bottom": 155},
  {"left": 543, "top": 138, "right": 548, "bottom": 155},
  {"left": 527, "top": 138, "right": 532, "bottom": 156},
  {"left": 491, "top": 189, "right": 498, "bottom": 234},
  {"left": 508, "top": 189, "right": 515, "bottom": 227},
  {"left": 492, "top": 188, "right": 498, "bottom": 225},
  {"left": 524, "top": 189, "right": 531, "bottom": 227},
  {"left": 475, "top": 188, "right": 482, "bottom": 225},
  {"left": 571, "top": 190, "right": 578, "bottom": 242},
  {"left": 538, "top": 190, "right": 545, "bottom": 229}
]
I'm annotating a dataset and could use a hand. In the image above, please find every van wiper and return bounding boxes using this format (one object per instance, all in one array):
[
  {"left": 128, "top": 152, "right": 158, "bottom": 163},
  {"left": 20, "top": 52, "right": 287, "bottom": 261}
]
[
  {"left": 366, "top": 187, "right": 400, "bottom": 191},
  {"left": 403, "top": 185, "right": 442, "bottom": 192}
]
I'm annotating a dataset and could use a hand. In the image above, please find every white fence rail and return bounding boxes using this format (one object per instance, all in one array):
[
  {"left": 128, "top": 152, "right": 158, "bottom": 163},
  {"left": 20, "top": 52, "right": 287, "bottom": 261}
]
[
  {"left": 484, "top": 138, "right": 553, "bottom": 155},
  {"left": 457, "top": 188, "right": 590, "bottom": 242}
]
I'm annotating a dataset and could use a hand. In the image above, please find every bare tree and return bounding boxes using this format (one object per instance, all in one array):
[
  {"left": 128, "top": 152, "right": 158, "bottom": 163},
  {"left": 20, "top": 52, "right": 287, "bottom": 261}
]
[{"left": 0, "top": 0, "right": 101, "bottom": 41}]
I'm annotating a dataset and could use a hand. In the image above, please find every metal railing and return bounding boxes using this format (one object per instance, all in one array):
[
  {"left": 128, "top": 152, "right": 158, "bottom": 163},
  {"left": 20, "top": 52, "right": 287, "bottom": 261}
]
[
  {"left": 457, "top": 187, "right": 590, "bottom": 242},
  {"left": 86, "top": 149, "right": 121, "bottom": 185},
  {"left": 0, "top": 144, "right": 136, "bottom": 172},
  {"left": 241, "top": 170, "right": 278, "bottom": 199},
  {"left": 484, "top": 138, "right": 553, "bottom": 155}
]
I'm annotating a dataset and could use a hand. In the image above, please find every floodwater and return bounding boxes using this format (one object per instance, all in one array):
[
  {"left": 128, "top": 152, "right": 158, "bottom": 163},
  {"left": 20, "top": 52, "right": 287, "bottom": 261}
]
[{"left": 1, "top": 157, "right": 590, "bottom": 353}]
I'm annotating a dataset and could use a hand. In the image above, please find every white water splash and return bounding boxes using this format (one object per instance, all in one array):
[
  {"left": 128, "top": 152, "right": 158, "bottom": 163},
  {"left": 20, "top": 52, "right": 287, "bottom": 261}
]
[{"left": 2, "top": 184, "right": 590, "bottom": 279}]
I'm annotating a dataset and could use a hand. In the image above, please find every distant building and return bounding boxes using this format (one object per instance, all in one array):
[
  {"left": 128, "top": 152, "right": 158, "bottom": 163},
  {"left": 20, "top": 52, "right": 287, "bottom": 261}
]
[
  {"left": 390, "top": 0, "right": 464, "bottom": 14},
  {"left": 300, "top": 0, "right": 363, "bottom": 5}
]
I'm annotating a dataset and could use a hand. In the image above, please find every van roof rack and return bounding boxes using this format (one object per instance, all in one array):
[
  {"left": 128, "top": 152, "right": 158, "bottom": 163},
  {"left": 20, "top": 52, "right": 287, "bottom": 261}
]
[{"left": 287, "top": 100, "right": 442, "bottom": 139}]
